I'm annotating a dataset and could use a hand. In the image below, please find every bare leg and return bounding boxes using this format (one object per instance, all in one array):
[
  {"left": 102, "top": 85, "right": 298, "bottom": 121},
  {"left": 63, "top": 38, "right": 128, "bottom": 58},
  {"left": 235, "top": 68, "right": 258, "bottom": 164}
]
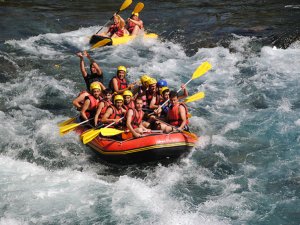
[{"left": 131, "top": 25, "right": 141, "bottom": 36}]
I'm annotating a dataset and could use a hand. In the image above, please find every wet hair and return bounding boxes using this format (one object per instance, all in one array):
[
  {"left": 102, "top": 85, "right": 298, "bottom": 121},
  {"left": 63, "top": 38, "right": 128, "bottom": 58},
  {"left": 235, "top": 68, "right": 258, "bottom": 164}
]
[
  {"left": 103, "top": 88, "right": 113, "bottom": 95},
  {"left": 169, "top": 91, "right": 178, "bottom": 99}
]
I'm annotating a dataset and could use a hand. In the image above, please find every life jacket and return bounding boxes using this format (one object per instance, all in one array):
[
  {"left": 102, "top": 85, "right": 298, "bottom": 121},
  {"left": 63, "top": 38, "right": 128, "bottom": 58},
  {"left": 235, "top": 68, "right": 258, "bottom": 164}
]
[
  {"left": 108, "top": 24, "right": 124, "bottom": 37},
  {"left": 109, "top": 76, "right": 128, "bottom": 92},
  {"left": 130, "top": 109, "right": 144, "bottom": 129},
  {"left": 84, "top": 94, "right": 100, "bottom": 118},
  {"left": 108, "top": 105, "right": 124, "bottom": 120},
  {"left": 99, "top": 99, "right": 113, "bottom": 119},
  {"left": 123, "top": 100, "right": 135, "bottom": 111},
  {"left": 127, "top": 18, "right": 143, "bottom": 34},
  {"left": 167, "top": 103, "right": 189, "bottom": 126}
]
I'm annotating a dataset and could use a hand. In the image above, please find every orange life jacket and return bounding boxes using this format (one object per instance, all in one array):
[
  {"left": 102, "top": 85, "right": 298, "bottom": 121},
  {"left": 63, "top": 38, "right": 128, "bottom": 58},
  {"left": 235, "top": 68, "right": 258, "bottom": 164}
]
[
  {"left": 84, "top": 94, "right": 100, "bottom": 118},
  {"left": 109, "top": 76, "right": 128, "bottom": 92},
  {"left": 127, "top": 18, "right": 143, "bottom": 34},
  {"left": 108, "top": 105, "right": 124, "bottom": 120},
  {"left": 99, "top": 99, "right": 112, "bottom": 119},
  {"left": 108, "top": 24, "right": 124, "bottom": 37},
  {"left": 130, "top": 109, "right": 144, "bottom": 129},
  {"left": 167, "top": 103, "right": 189, "bottom": 126},
  {"left": 123, "top": 100, "right": 135, "bottom": 111}
]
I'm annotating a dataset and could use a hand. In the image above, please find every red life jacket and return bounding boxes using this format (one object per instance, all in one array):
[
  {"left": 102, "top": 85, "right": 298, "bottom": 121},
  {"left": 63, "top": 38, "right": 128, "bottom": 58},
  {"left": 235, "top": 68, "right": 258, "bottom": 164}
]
[
  {"left": 84, "top": 94, "right": 100, "bottom": 118},
  {"left": 167, "top": 103, "right": 189, "bottom": 126},
  {"left": 108, "top": 24, "right": 124, "bottom": 37},
  {"left": 127, "top": 18, "right": 143, "bottom": 34},
  {"left": 108, "top": 105, "right": 124, "bottom": 120},
  {"left": 109, "top": 76, "right": 128, "bottom": 92},
  {"left": 123, "top": 100, "right": 135, "bottom": 111},
  {"left": 146, "top": 90, "right": 160, "bottom": 106},
  {"left": 99, "top": 99, "right": 112, "bottom": 118},
  {"left": 130, "top": 109, "right": 144, "bottom": 129}
]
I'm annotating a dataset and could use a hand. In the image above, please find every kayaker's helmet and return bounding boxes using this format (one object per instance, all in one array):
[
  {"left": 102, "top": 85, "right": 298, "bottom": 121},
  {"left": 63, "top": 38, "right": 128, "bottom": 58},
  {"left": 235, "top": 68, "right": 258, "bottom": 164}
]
[
  {"left": 157, "top": 79, "right": 168, "bottom": 87},
  {"left": 147, "top": 78, "right": 157, "bottom": 86},
  {"left": 117, "top": 65, "right": 127, "bottom": 73},
  {"left": 90, "top": 82, "right": 101, "bottom": 91},
  {"left": 160, "top": 86, "right": 169, "bottom": 95},
  {"left": 123, "top": 90, "right": 133, "bottom": 97},
  {"left": 140, "top": 74, "right": 151, "bottom": 85},
  {"left": 132, "top": 12, "right": 139, "bottom": 17},
  {"left": 114, "top": 95, "right": 124, "bottom": 104}
]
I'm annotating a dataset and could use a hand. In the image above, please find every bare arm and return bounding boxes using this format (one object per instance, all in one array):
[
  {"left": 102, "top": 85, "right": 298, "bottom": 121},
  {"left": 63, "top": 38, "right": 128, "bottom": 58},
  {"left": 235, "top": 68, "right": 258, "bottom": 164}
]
[
  {"left": 128, "top": 18, "right": 143, "bottom": 28},
  {"left": 178, "top": 84, "right": 188, "bottom": 100},
  {"left": 73, "top": 94, "right": 86, "bottom": 110},
  {"left": 101, "top": 108, "right": 118, "bottom": 124},
  {"left": 94, "top": 101, "right": 105, "bottom": 126},
  {"left": 76, "top": 52, "right": 87, "bottom": 78},
  {"left": 178, "top": 105, "right": 187, "bottom": 131},
  {"left": 80, "top": 99, "right": 91, "bottom": 121},
  {"left": 85, "top": 51, "right": 103, "bottom": 75},
  {"left": 149, "top": 95, "right": 159, "bottom": 109}
]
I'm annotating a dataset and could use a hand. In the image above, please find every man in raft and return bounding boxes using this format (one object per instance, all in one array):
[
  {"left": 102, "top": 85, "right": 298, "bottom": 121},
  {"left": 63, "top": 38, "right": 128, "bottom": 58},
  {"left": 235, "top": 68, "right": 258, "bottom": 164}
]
[
  {"left": 94, "top": 88, "right": 113, "bottom": 127},
  {"left": 109, "top": 66, "right": 135, "bottom": 94},
  {"left": 163, "top": 91, "right": 190, "bottom": 133},
  {"left": 76, "top": 51, "right": 105, "bottom": 91},
  {"left": 80, "top": 83, "right": 102, "bottom": 122},
  {"left": 102, "top": 95, "right": 126, "bottom": 129},
  {"left": 126, "top": 97, "right": 150, "bottom": 138},
  {"left": 122, "top": 90, "right": 135, "bottom": 111},
  {"left": 98, "top": 14, "right": 128, "bottom": 38},
  {"left": 126, "top": 12, "right": 144, "bottom": 36}
]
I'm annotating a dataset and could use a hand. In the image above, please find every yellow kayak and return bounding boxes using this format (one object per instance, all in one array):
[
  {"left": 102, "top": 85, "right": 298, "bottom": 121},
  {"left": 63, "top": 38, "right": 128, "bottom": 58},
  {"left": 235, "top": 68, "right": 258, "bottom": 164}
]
[{"left": 89, "top": 33, "right": 158, "bottom": 48}]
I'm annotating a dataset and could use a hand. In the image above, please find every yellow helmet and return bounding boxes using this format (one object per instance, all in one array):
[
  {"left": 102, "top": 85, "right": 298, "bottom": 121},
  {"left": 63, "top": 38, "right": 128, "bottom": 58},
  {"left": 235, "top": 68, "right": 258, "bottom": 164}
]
[
  {"left": 90, "top": 82, "right": 101, "bottom": 91},
  {"left": 123, "top": 90, "right": 133, "bottom": 97},
  {"left": 114, "top": 95, "right": 124, "bottom": 103},
  {"left": 132, "top": 12, "right": 139, "bottom": 17},
  {"left": 147, "top": 78, "right": 157, "bottom": 85},
  {"left": 117, "top": 65, "right": 127, "bottom": 73},
  {"left": 160, "top": 86, "right": 170, "bottom": 95},
  {"left": 140, "top": 74, "right": 151, "bottom": 84}
]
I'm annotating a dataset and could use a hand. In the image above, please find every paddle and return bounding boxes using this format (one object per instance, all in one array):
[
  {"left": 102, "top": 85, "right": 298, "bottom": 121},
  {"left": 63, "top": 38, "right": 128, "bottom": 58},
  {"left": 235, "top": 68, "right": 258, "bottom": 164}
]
[
  {"left": 100, "top": 128, "right": 125, "bottom": 136},
  {"left": 59, "top": 118, "right": 93, "bottom": 136},
  {"left": 58, "top": 117, "right": 76, "bottom": 127},
  {"left": 82, "top": 117, "right": 125, "bottom": 144},
  {"left": 184, "top": 91, "right": 205, "bottom": 103},
  {"left": 89, "top": 38, "right": 112, "bottom": 50},
  {"left": 159, "top": 61, "right": 212, "bottom": 109},
  {"left": 95, "top": 0, "right": 133, "bottom": 34},
  {"left": 133, "top": 2, "right": 144, "bottom": 14}
]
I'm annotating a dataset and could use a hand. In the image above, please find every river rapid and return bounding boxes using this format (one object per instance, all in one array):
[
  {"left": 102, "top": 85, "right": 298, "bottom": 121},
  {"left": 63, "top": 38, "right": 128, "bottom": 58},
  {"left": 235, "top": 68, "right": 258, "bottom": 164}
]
[{"left": 1, "top": 0, "right": 300, "bottom": 224}]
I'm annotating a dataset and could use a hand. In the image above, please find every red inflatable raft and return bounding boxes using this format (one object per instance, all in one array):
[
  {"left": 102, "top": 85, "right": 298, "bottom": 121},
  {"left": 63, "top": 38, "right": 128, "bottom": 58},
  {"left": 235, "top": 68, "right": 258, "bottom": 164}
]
[{"left": 75, "top": 126, "right": 198, "bottom": 164}]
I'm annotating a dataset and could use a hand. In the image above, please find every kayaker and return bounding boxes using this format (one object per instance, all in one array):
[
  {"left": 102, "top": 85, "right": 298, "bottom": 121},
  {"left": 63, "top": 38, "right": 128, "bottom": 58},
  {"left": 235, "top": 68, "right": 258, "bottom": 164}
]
[
  {"left": 102, "top": 95, "right": 126, "bottom": 128},
  {"left": 98, "top": 14, "right": 129, "bottom": 38},
  {"left": 126, "top": 97, "right": 150, "bottom": 138},
  {"left": 126, "top": 12, "right": 144, "bottom": 36},
  {"left": 80, "top": 83, "right": 102, "bottom": 122},
  {"left": 94, "top": 88, "right": 113, "bottom": 127},
  {"left": 109, "top": 66, "right": 135, "bottom": 94},
  {"left": 76, "top": 51, "right": 105, "bottom": 91},
  {"left": 164, "top": 91, "right": 189, "bottom": 132},
  {"left": 122, "top": 90, "right": 135, "bottom": 111}
]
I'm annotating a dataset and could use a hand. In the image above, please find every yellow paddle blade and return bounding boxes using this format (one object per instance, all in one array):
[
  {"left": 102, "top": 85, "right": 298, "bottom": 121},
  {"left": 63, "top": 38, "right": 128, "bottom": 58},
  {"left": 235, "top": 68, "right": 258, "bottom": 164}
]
[
  {"left": 133, "top": 2, "right": 144, "bottom": 13},
  {"left": 58, "top": 117, "right": 76, "bottom": 127},
  {"left": 184, "top": 92, "right": 205, "bottom": 103},
  {"left": 192, "top": 62, "right": 212, "bottom": 80},
  {"left": 100, "top": 128, "right": 125, "bottom": 136},
  {"left": 59, "top": 123, "right": 80, "bottom": 136},
  {"left": 120, "top": 0, "right": 133, "bottom": 11},
  {"left": 187, "top": 113, "right": 192, "bottom": 118},
  {"left": 90, "top": 38, "right": 112, "bottom": 49},
  {"left": 82, "top": 129, "right": 102, "bottom": 144}
]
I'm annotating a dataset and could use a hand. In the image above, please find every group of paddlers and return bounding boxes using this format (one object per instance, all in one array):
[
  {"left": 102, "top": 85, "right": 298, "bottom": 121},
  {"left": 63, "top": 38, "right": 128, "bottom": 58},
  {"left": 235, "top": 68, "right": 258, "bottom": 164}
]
[
  {"left": 96, "top": 12, "right": 143, "bottom": 38},
  {"left": 72, "top": 51, "right": 190, "bottom": 138}
]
